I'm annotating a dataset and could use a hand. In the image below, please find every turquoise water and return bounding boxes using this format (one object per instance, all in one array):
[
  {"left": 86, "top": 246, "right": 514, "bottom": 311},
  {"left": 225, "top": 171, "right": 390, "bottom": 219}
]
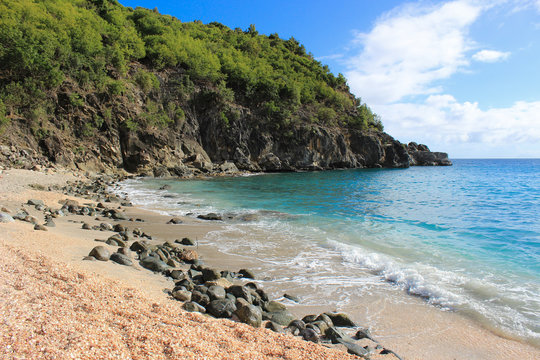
[{"left": 119, "top": 159, "right": 540, "bottom": 345}]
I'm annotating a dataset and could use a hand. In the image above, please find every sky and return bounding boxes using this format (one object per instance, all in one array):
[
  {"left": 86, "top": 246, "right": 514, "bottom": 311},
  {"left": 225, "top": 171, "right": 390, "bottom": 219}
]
[{"left": 119, "top": 0, "right": 540, "bottom": 158}]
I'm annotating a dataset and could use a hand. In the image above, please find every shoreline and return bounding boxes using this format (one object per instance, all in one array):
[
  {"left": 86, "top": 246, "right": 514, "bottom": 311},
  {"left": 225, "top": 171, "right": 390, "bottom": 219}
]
[{"left": 1, "top": 168, "right": 539, "bottom": 359}]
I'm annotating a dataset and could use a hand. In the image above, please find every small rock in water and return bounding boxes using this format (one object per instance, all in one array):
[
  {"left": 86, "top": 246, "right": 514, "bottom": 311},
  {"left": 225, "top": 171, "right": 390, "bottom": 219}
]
[
  {"left": 110, "top": 252, "right": 133, "bottom": 266},
  {"left": 197, "top": 213, "right": 222, "bottom": 221},
  {"left": 283, "top": 293, "right": 300, "bottom": 303},
  {"left": 178, "top": 237, "right": 195, "bottom": 246},
  {"left": 167, "top": 218, "right": 183, "bottom": 224},
  {"left": 238, "top": 268, "right": 255, "bottom": 279},
  {"left": 89, "top": 246, "right": 110, "bottom": 261},
  {"left": 159, "top": 185, "right": 171, "bottom": 190}
]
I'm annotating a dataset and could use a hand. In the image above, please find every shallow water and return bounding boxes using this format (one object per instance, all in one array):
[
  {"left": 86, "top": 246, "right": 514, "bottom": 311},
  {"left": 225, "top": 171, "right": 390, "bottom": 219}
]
[{"left": 118, "top": 159, "right": 540, "bottom": 346}]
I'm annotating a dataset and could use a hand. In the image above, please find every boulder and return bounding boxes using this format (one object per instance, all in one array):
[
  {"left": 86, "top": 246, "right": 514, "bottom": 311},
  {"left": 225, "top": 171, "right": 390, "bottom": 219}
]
[
  {"left": 182, "top": 301, "right": 206, "bottom": 313},
  {"left": 324, "top": 312, "right": 356, "bottom": 327},
  {"left": 265, "top": 321, "right": 284, "bottom": 333},
  {"left": 179, "top": 249, "right": 199, "bottom": 262},
  {"left": 207, "top": 299, "right": 237, "bottom": 318},
  {"left": 337, "top": 338, "right": 369, "bottom": 357},
  {"left": 27, "top": 199, "right": 45, "bottom": 206},
  {"left": 172, "top": 289, "right": 192, "bottom": 302},
  {"left": 234, "top": 299, "right": 262, "bottom": 327},
  {"left": 191, "top": 291, "right": 210, "bottom": 307},
  {"left": 227, "top": 285, "right": 251, "bottom": 302},
  {"left": 269, "top": 310, "right": 295, "bottom": 326},
  {"left": 140, "top": 257, "right": 169, "bottom": 272},
  {"left": 238, "top": 268, "right": 255, "bottom": 279},
  {"left": 202, "top": 268, "right": 221, "bottom": 282},
  {"left": 89, "top": 246, "right": 110, "bottom": 261},
  {"left": 178, "top": 237, "right": 195, "bottom": 246},
  {"left": 265, "top": 301, "right": 287, "bottom": 313},
  {"left": 300, "top": 328, "right": 319, "bottom": 343},
  {"left": 110, "top": 252, "right": 133, "bottom": 266},
  {"left": 207, "top": 285, "right": 226, "bottom": 301}
]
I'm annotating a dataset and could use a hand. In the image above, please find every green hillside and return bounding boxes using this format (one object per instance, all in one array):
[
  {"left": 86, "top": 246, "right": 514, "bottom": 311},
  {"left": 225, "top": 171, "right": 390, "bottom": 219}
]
[{"left": 0, "top": 0, "right": 382, "bottom": 135}]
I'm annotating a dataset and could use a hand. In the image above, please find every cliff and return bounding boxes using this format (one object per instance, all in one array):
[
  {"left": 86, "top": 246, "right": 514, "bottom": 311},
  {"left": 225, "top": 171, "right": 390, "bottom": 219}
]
[{"left": 0, "top": 0, "right": 450, "bottom": 175}]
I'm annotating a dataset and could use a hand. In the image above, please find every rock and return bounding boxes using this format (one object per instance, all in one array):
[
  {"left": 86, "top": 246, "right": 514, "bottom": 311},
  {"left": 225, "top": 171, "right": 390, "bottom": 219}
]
[
  {"left": 0, "top": 213, "right": 14, "bottom": 223},
  {"left": 27, "top": 199, "right": 44, "bottom": 206},
  {"left": 302, "top": 314, "right": 318, "bottom": 323},
  {"left": 337, "top": 338, "right": 369, "bottom": 357},
  {"left": 172, "top": 289, "right": 192, "bottom": 302},
  {"left": 178, "top": 237, "right": 195, "bottom": 246},
  {"left": 269, "top": 310, "right": 295, "bottom": 326},
  {"left": 159, "top": 185, "right": 171, "bottom": 190},
  {"left": 140, "top": 257, "right": 169, "bottom": 273},
  {"left": 227, "top": 285, "right": 251, "bottom": 302},
  {"left": 207, "top": 285, "right": 226, "bottom": 300},
  {"left": 283, "top": 293, "right": 299, "bottom": 303},
  {"left": 100, "top": 222, "right": 113, "bottom": 231},
  {"left": 205, "top": 278, "right": 233, "bottom": 289},
  {"left": 167, "top": 269, "right": 187, "bottom": 280},
  {"left": 324, "top": 312, "right": 357, "bottom": 327},
  {"left": 197, "top": 213, "right": 222, "bottom": 221},
  {"left": 129, "top": 241, "right": 148, "bottom": 253},
  {"left": 179, "top": 249, "right": 199, "bottom": 262},
  {"left": 113, "top": 224, "right": 126, "bottom": 232},
  {"left": 182, "top": 301, "right": 206, "bottom": 313},
  {"left": 191, "top": 291, "right": 210, "bottom": 307},
  {"left": 219, "top": 161, "right": 238, "bottom": 173},
  {"left": 44, "top": 220, "right": 56, "bottom": 227},
  {"left": 234, "top": 300, "right": 262, "bottom": 327},
  {"left": 207, "top": 299, "right": 237, "bottom": 318},
  {"left": 355, "top": 327, "right": 374, "bottom": 341},
  {"left": 265, "top": 321, "right": 284, "bottom": 333},
  {"left": 202, "top": 268, "right": 221, "bottom": 282},
  {"left": 110, "top": 252, "right": 133, "bottom": 266},
  {"left": 82, "top": 223, "right": 91, "bottom": 230},
  {"left": 117, "top": 247, "right": 132, "bottom": 257},
  {"left": 176, "top": 279, "right": 195, "bottom": 292},
  {"left": 288, "top": 319, "right": 306, "bottom": 331},
  {"left": 167, "top": 218, "right": 183, "bottom": 224},
  {"left": 265, "top": 301, "right": 287, "bottom": 313},
  {"left": 89, "top": 246, "right": 110, "bottom": 261},
  {"left": 300, "top": 328, "right": 319, "bottom": 343},
  {"left": 309, "top": 320, "right": 330, "bottom": 335},
  {"left": 34, "top": 224, "right": 48, "bottom": 231},
  {"left": 238, "top": 268, "right": 255, "bottom": 279}
]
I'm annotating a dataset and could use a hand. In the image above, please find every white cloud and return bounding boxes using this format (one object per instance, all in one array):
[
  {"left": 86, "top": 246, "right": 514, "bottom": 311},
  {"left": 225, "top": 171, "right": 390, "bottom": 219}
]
[
  {"left": 377, "top": 96, "right": 540, "bottom": 157},
  {"left": 472, "top": 49, "right": 510, "bottom": 62},
  {"left": 345, "top": 1, "right": 483, "bottom": 105}
]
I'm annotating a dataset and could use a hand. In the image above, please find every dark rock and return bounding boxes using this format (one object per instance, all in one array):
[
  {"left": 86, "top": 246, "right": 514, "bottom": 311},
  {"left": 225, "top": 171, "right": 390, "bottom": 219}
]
[
  {"left": 113, "top": 224, "right": 126, "bottom": 232},
  {"left": 182, "top": 301, "right": 206, "bottom": 313},
  {"left": 82, "top": 223, "right": 91, "bottom": 230},
  {"left": 325, "top": 326, "right": 348, "bottom": 344},
  {"left": 129, "top": 241, "right": 148, "bottom": 253},
  {"left": 288, "top": 319, "right": 306, "bottom": 331},
  {"left": 167, "top": 269, "right": 187, "bottom": 280},
  {"left": 34, "top": 224, "right": 48, "bottom": 231},
  {"left": 324, "top": 312, "right": 356, "bottom": 327},
  {"left": 207, "top": 285, "right": 226, "bottom": 300},
  {"left": 354, "top": 327, "right": 374, "bottom": 341},
  {"left": 238, "top": 268, "right": 255, "bottom": 279},
  {"left": 197, "top": 213, "right": 222, "bottom": 221},
  {"left": 234, "top": 299, "right": 262, "bottom": 327},
  {"left": 202, "top": 268, "right": 221, "bottom": 282},
  {"left": 140, "top": 257, "right": 169, "bottom": 272},
  {"left": 264, "top": 301, "right": 286, "bottom": 313},
  {"left": 44, "top": 219, "right": 55, "bottom": 227},
  {"left": 309, "top": 320, "right": 330, "bottom": 335},
  {"left": 188, "top": 269, "right": 202, "bottom": 279},
  {"left": 89, "top": 246, "right": 110, "bottom": 261},
  {"left": 191, "top": 291, "right": 210, "bottom": 307},
  {"left": 337, "top": 338, "right": 369, "bottom": 357},
  {"left": 178, "top": 237, "right": 195, "bottom": 246},
  {"left": 207, "top": 299, "right": 237, "bottom": 318},
  {"left": 316, "top": 314, "right": 334, "bottom": 328},
  {"left": 227, "top": 285, "right": 251, "bottom": 302},
  {"left": 302, "top": 314, "right": 318, "bottom": 323},
  {"left": 176, "top": 279, "right": 195, "bottom": 291},
  {"left": 167, "top": 218, "right": 183, "bottom": 224},
  {"left": 100, "top": 223, "right": 113, "bottom": 231},
  {"left": 159, "top": 185, "right": 171, "bottom": 190},
  {"left": 117, "top": 247, "right": 132, "bottom": 256},
  {"left": 283, "top": 293, "right": 300, "bottom": 303},
  {"left": 265, "top": 321, "right": 284, "bottom": 333},
  {"left": 269, "top": 310, "right": 295, "bottom": 326},
  {"left": 110, "top": 252, "right": 133, "bottom": 266},
  {"left": 172, "top": 289, "right": 192, "bottom": 302},
  {"left": 300, "top": 328, "right": 319, "bottom": 343}
]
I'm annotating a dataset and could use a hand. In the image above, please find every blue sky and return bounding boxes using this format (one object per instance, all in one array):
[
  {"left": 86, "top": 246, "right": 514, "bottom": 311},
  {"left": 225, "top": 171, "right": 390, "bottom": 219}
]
[{"left": 119, "top": 0, "right": 540, "bottom": 158}]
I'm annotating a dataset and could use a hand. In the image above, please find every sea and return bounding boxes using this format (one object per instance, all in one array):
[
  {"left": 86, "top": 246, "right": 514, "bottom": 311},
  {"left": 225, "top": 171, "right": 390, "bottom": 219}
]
[{"left": 117, "top": 159, "right": 540, "bottom": 346}]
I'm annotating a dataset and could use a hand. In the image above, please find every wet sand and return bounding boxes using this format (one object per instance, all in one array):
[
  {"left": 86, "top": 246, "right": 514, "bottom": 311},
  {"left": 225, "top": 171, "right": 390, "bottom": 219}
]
[{"left": 1, "top": 168, "right": 539, "bottom": 359}]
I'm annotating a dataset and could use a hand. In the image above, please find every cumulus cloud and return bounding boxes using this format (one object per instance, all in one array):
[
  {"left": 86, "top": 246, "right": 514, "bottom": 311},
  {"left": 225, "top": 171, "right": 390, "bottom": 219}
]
[
  {"left": 472, "top": 49, "right": 510, "bottom": 62},
  {"left": 345, "top": 1, "right": 482, "bottom": 105},
  {"left": 376, "top": 96, "right": 540, "bottom": 157}
]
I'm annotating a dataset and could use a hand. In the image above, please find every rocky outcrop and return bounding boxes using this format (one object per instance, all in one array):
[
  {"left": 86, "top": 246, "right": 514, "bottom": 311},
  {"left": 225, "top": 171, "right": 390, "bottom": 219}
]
[{"left": 407, "top": 142, "right": 452, "bottom": 166}]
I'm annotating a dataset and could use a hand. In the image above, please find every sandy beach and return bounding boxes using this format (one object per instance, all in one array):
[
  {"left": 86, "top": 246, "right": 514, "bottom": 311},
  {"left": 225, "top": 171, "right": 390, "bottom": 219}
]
[{"left": 1, "top": 168, "right": 539, "bottom": 359}]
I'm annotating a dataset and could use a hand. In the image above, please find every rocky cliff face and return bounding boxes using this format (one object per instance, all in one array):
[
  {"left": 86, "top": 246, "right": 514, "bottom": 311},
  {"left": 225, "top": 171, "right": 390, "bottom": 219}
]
[{"left": 0, "top": 75, "right": 451, "bottom": 176}]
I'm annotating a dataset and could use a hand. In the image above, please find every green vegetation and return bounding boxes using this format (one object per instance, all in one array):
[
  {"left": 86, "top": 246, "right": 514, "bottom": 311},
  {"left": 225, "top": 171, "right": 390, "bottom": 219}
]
[{"left": 0, "top": 0, "right": 383, "bottom": 135}]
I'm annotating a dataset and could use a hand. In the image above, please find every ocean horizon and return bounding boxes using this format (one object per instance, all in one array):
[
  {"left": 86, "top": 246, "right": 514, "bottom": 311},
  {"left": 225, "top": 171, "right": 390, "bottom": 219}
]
[{"left": 117, "top": 158, "right": 540, "bottom": 347}]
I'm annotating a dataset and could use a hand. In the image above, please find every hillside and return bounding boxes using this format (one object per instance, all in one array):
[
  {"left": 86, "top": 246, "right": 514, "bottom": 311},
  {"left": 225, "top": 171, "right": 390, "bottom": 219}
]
[{"left": 0, "top": 0, "right": 450, "bottom": 175}]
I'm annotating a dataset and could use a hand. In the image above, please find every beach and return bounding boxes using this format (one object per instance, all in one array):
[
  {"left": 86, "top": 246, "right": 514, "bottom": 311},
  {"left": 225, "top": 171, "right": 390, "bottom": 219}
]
[{"left": 1, "top": 168, "right": 539, "bottom": 359}]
